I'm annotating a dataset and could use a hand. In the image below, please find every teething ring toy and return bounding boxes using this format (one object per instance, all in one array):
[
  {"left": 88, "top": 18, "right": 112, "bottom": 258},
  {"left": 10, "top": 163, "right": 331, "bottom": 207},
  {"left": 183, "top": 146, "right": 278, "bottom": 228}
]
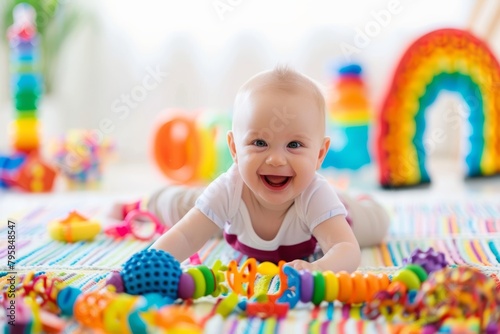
[{"left": 104, "top": 209, "right": 165, "bottom": 241}]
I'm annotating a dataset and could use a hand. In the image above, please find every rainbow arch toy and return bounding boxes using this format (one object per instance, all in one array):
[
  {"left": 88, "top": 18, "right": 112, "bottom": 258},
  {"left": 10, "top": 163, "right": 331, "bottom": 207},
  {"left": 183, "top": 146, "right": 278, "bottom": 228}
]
[{"left": 376, "top": 28, "right": 500, "bottom": 188}]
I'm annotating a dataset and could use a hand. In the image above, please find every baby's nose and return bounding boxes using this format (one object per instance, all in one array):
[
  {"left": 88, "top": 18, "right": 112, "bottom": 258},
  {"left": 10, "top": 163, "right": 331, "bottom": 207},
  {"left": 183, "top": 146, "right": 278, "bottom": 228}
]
[{"left": 265, "top": 151, "right": 287, "bottom": 166}]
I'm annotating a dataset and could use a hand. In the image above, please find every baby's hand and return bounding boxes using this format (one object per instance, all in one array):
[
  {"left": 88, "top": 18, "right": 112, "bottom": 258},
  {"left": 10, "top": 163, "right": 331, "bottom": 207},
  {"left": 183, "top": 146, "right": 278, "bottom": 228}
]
[{"left": 286, "top": 259, "right": 320, "bottom": 272}]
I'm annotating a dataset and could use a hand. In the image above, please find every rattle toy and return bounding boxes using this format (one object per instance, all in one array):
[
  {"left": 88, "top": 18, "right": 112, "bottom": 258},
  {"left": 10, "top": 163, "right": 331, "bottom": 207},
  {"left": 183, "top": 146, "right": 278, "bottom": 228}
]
[
  {"left": 48, "top": 211, "right": 101, "bottom": 242},
  {"left": 103, "top": 207, "right": 201, "bottom": 264},
  {"left": 104, "top": 209, "right": 165, "bottom": 241}
]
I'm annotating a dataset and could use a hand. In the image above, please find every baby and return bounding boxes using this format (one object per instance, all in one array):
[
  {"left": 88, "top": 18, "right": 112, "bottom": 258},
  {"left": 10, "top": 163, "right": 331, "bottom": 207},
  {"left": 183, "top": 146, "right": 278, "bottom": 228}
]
[{"left": 149, "top": 66, "right": 389, "bottom": 272}]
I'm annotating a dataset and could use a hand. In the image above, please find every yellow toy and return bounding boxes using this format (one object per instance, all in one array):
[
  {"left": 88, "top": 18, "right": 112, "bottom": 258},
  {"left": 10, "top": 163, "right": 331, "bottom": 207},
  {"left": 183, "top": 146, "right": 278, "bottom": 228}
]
[{"left": 48, "top": 211, "right": 101, "bottom": 242}]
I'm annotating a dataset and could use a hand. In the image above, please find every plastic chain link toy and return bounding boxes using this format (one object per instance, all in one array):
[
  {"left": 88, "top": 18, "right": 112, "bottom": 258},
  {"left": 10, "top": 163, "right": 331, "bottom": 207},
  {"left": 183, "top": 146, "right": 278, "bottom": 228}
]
[{"left": 2, "top": 248, "right": 500, "bottom": 333}]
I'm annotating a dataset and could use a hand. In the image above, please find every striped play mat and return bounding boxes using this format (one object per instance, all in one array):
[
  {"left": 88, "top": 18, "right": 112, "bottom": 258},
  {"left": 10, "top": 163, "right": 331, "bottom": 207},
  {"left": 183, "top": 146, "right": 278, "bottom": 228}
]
[{"left": 0, "top": 192, "right": 499, "bottom": 332}]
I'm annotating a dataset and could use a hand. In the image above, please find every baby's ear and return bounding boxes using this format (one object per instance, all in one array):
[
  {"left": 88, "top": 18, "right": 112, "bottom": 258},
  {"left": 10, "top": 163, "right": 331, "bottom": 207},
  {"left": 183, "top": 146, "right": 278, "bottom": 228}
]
[
  {"left": 227, "top": 131, "right": 238, "bottom": 163},
  {"left": 316, "top": 137, "right": 330, "bottom": 169}
]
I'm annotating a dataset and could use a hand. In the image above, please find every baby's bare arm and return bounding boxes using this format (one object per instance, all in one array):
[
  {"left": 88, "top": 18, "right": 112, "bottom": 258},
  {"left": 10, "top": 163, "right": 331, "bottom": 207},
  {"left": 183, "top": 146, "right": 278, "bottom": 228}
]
[
  {"left": 288, "top": 215, "right": 361, "bottom": 272},
  {"left": 150, "top": 208, "right": 221, "bottom": 262}
]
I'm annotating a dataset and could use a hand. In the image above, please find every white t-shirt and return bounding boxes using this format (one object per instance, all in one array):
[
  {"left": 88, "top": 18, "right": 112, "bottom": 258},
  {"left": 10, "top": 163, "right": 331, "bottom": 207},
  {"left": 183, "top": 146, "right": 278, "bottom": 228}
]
[{"left": 195, "top": 164, "right": 346, "bottom": 263}]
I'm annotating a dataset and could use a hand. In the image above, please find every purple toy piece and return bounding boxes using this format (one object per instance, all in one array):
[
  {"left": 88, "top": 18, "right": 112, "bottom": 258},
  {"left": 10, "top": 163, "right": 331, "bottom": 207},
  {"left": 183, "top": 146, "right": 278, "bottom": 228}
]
[
  {"left": 177, "top": 272, "right": 195, "bottom": 299},
  {"left": 105, "top": 271, "right": 124, "bottom": 293},
  {"left": 403, "top": 248, "right": 448, "bottom": 274}
]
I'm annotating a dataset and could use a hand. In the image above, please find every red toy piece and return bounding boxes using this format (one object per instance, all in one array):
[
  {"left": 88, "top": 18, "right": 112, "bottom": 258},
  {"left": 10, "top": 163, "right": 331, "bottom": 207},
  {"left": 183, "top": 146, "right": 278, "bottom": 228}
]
[
  {"left": 246, "top": 300, "right": 289, "bottom": 319},
  {"left": 7, "top": 153, "right": 57, "bottom": 192}
]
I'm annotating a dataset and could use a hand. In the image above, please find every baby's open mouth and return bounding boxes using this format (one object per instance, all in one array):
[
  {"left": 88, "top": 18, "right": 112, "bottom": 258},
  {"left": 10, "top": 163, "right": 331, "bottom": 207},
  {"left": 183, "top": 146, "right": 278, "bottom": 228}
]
[{"left": 261, "top": 175, "right": 291, "bottom": 189}]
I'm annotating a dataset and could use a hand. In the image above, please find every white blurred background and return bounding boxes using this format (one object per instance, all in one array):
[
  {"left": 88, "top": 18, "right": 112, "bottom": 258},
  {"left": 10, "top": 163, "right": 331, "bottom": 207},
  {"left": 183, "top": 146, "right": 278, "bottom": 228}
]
[{"left": 0, "top": 0, "right": 498, "bottom": 172}]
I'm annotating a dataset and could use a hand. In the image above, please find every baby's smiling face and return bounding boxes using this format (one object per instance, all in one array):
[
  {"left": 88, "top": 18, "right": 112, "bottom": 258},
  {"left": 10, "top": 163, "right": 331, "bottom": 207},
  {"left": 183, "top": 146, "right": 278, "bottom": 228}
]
[{"left": 228, "top": 85, "right": 330, "bottom": 209}]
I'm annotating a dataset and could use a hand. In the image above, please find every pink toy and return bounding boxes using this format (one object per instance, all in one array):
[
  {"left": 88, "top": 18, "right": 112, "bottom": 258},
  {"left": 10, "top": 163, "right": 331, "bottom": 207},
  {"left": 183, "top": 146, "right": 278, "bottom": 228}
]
[
  {"left": 105, "top": 208, "right": 202, "bottom": 264},
  {"left": 104, "top": 209, "right": 165, "bottom": 241}
]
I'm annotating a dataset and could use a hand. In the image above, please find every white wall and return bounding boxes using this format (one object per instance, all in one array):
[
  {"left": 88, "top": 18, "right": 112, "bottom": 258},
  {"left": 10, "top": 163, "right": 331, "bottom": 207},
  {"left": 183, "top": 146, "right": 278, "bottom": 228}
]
[{"left": 0, "top": 0, "right": 498, "bottom": 165}]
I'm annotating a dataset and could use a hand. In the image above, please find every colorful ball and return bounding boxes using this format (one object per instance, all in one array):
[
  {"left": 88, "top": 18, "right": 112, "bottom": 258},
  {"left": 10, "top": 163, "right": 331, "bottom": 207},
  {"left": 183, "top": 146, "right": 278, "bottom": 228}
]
[{"left": 121, "top": 249, "right": 182, "bottom": 299}]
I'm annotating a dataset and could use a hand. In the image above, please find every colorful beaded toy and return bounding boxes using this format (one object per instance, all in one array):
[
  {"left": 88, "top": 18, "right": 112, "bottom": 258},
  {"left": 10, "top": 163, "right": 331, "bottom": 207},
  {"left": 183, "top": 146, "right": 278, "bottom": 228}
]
[
  {"left": 1, "top": 248, "right": 499, "bottom": 333},
  {"left": 50, "top": 129, "right": 115, "bottom": 189}
]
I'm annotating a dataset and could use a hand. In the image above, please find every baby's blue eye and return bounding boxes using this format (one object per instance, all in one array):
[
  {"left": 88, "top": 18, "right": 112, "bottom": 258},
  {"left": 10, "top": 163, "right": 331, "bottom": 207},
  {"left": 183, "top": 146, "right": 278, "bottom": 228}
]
[
  {"left": 253, "top": 139, "right": 267, "bottom": 147},
  {"left": 287, "top": 141, "right": 302, "bottom": 148}
]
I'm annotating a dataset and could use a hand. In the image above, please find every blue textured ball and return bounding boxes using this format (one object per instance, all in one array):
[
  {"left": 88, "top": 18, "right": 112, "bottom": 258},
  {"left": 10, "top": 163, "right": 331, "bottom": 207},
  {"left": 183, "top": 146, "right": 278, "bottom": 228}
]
[{"left": 121, "top": 249, "right": 182, "bottom": 299}]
